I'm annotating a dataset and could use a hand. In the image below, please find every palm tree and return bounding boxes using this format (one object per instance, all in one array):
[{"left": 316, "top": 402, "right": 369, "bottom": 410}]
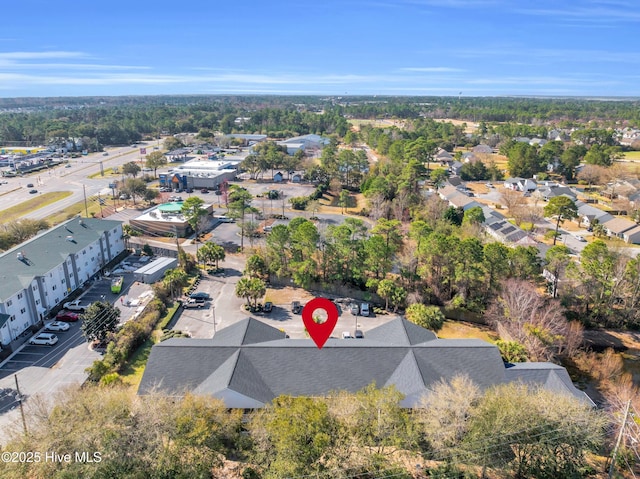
[{"left": 163, "top": 268, "right": 188, "bottom": 299}]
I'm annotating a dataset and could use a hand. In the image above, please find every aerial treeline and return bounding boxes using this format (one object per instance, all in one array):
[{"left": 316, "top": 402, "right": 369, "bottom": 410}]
[
  {"left": 0, "top": 380, "right": 607, "bottom": 479},
  {"left": 499, "top": 129, "right": 622, "bottom": 180},
  {"left": 260, "top": 208, "right": 542, "bottom": 311},
  {"left": 339, "top": 96, "right": 640, "bottom": 124},
  {"left": 0, "top": 99, "right": 348, "bottom": 149}
]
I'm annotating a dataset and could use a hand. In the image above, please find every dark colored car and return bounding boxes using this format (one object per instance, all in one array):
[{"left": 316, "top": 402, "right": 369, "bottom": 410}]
[
  {"left": 56, "top": 310, "right": 80, "bottom": 322},
  {"left": 263, "top": 301, "right": 273, "bottom": 313},
  {"left": 200, "top": 188, "right": 209, "bottom": 194},
  {"left": 189, "top": 292, "right": 211, "bottom": 301},
  {"left": 26, "top": 183, "right": 34, "bottom": 187},
  {"left": 291, "top": 301, "right": 302, "bottom": 314},
  {"left": 354, "top": 330, "right": 364, "bottom": 339},
  {"left": 29, "top": 189, "right": 38, "bottom": 194}
]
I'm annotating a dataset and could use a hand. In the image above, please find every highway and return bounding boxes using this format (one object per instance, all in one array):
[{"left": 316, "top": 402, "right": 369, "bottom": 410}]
[{"left": 0, "top": 144, "right": 153, "bottom": 221}]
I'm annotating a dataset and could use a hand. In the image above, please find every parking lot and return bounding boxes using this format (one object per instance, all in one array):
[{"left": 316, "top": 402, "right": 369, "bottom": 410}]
[{"left": 0, "top": 257, "right": 154, "bottom": 420}]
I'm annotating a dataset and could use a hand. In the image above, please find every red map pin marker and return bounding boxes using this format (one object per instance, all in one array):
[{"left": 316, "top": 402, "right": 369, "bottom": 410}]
[{"left": 302, "top": 298, "right": 339, "bottom": 349}]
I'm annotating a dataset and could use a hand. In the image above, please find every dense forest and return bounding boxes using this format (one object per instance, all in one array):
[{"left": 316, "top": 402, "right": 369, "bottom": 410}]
[{"left": 3, "top": 95, "right": 640, "bottom": 150}]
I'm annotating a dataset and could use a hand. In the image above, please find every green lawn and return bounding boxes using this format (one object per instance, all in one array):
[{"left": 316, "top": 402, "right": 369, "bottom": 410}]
[
  {"left": 120, "top": 302, "right": 181, "bottom": 388},
  {"left": 623, "top": 151, "right": 640, "bottom": 160},
  {"left": 0, "top": 191, "right": 72, "bottom": 224}
]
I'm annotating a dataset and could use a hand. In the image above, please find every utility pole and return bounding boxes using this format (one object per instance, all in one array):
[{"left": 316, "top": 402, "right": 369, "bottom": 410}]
[
  {"left": 14, "top": 374, "right": 27, "bottom": 435},
  {"left": 608, "top": 399, "right": 631, "bottom": 479},
  {"left": 83, "top": 184, "right": 88, "bottom": 217}
]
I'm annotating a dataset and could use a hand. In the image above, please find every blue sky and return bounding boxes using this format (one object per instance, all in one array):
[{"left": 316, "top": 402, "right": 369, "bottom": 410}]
[{"left": 1, "top": 0, "right": 639, "bottom": 97}]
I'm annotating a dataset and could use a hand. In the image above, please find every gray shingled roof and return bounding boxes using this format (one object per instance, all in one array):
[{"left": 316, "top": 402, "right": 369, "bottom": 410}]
[
  {"left": 0, "top": 217, "right": 122, "bottom": 301},
  {"left": 505, "top": 363, "right": 593, "bottom": 405},
  {"left": 139, "top": 318, "right": 590, "bottom": 408}
]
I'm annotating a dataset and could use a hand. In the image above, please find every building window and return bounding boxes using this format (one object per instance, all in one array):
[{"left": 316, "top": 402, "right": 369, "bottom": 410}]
[
  {"left": 52, "top": 285, "right": 57, "bottom": 291},
  {"left": 62, "top": 278, "right": 66, "bottom": 284},
  {"left": 35, "top": 299, "right": 40, "bottom": 305},
  {"left": 91, "top": 257, "right": 95, "bottom": 261},
  {"left": 85, "top": 262, "right": 88, "bottom": 266},
  {"left": 32, "top": 285, "right": 37, "bottom": 291},
  {"left": 17, "top": 293, "right": 23, "bottom": 299},
  {"left": 83, "top": 251, "right": 86, "bottom": 255},
  {"left": 10, "top": 315, "right": 15, "bottom": 321},
  {"left": 6, "top": 300, "right": 12, "bottom": 307},
  {"left": 20, "top": 308, "right": 25, "bottom": 314}
]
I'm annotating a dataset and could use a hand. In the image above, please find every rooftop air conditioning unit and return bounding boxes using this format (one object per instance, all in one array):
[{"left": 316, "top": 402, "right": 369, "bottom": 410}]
[
  {"left": 17, "top": 251, "right": 24, "bottom": 260},
  {"left": 66, "top": 235, "right": 74, "bottom": 242}
]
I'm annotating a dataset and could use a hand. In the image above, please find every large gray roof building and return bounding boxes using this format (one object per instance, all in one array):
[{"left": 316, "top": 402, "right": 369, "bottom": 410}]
[
  {"left": 0, "top": 217, "right": 125, "bottom": 347},
  {"left": 138, "top": 317, "right": 591, "bottom": 408}
]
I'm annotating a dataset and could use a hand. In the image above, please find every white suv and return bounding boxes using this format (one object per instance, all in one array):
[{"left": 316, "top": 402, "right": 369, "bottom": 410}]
[{"left": 29, "top": 333, "right": 58, "bottom": 346}]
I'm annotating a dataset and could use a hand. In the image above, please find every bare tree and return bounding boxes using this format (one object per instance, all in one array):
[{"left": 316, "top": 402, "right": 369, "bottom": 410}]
[
  {"left": 417, "top": 374, "right": 481, "bottom": 458},
  {"left": 500, "top": 188, "right": 527, "bottom": 226},
  {"left": 487, "top": 278, "right": 582, "bottom": 361}
]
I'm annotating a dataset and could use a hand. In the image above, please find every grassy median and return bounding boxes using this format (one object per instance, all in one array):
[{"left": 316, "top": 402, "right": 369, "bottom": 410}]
[{"left": 0, "top": 191, "right": 73, "bottom": 224}]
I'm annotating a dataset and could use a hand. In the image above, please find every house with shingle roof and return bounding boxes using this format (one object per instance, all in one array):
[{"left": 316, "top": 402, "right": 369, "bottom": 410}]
[
  {"left": 138, "top": 317, "right": 592, "bottom": 408},
  {"left": 574, "top": 200, "right": 614, "bottom": 229},
  {"left": 603, "top": 217, "right": 639, "bottom": 242}
]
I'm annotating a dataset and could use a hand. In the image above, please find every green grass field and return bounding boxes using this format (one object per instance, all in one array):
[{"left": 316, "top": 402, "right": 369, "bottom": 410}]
[
  {"left": 0, "top": 191, "right": 72, "bottom": 224},
  {"left": 623, "top": 151, "right": 640, "bottom": 160}
]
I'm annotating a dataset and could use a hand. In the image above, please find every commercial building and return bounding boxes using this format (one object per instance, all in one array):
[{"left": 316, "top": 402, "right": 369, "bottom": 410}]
[
  {"left": 139, "top": 317, "right": 592, "bottom": 409},
  {"left": 159, "top": 159, "right": 241, "bottom": 191},
  {"left": 133, "top": 257, "right": 178, "bottom": 284},
  {"left": 129, "top": 201, "right": 214, "bottom": 238},
  {"left": 0, "top": 217, "right": 125, "bottom": 348}
]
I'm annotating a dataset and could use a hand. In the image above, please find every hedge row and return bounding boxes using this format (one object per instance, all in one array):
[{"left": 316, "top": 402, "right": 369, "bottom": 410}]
[{"left": 85, "top": 298, "right": 173, "bottom": 382}]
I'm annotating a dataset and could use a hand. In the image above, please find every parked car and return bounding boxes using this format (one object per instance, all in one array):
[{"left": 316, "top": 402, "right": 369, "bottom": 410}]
[
  {"left": 360, "top": 303, "right": 370, "bottom": 317},
  {"left": 350, "top": 303, "right": 359, "bottom": 315},
  {"left": 56, "top": 310, "right": 80, "bottom": 322},
  {"left": 44, "top": 321, "right": 70, "bottom": 332},
  {"left": 263, "top": 301, "right": 273, "bottom": 313},
  {"left": 183, "top": 298, "right": 205, "bottom": 309},
  {"left": 26, "top": 183, "right": 34, "bottom": 187},
  {"left": 291, "top": 301, "right": 302, "bottom": 314},
  {"left": 103, "top": 152, "right": 109, "bottom": 156},
  {"left": 215, "top": 190, "right": 223, "bottom": 195},
  {"left": 200, "top": 188, "right": 209, "bottom": 194},
  {"left": 354, "top": 329, "right": 364, "bottom": 339},
  {"left": 574, "top": 234, "right": 587, "bottom": 242},
  {"left": 29, "top": 189, "right": 38, "bottom": 194},
  {"left": 119, "top": 193, "right": 130, "bottom": 200},
  {"left": 63, "top": 299, "right": 88, "bottom": 312},
  {"left": 29, "top": 333, "right": 58, "bottom": 346},
  {"left": 189, "top": 292, "right": 211, "bottom": 300},
  {"left": 342, "top": 331, "right": 354, "bottom": 339}
]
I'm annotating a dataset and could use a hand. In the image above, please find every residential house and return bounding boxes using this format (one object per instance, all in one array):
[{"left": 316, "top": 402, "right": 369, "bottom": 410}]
[
  {"left": 622, "top": 225, "right": 640, "bottom": 244},
  {"left": 472, "top": 144, "right": 493, "bottom": 154},
  {"left": 535, "top": 184, "right": 576, "bottom": 202},
  {"left": 603, "top": 217, "right": 639, "bottom": 242},
  {"left": 0, "top": 218, "right": 125, "bottom": 347},
  {"left": 504, "top": 178, "right": 537, "bottom": 192},
  {"left": 138, "top": 317, "right": 592, "bottom": 408},
  {"left": 272, "top": 171, "right": 284, "bottom": 182},
  {"left": 435, "top": 148, "right": 454, "bottom": 164},
  {"left": 529, "top": 138, "right": 548, "bottom": 147},
  {"left": 574, "top": 200, "right": 614, "bottom": 229},
  {"left": 449, "top": 161, "right": 463, "bottom": 176}
]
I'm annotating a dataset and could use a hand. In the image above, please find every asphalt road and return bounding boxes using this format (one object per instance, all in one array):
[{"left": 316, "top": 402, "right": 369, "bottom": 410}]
[{"left": 0, "top": 143, "right": 154, "bottom": 221}]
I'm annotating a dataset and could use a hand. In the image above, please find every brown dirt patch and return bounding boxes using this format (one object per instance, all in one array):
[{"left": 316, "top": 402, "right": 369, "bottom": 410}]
[
  {"left": 264, "top": 286, "right": 317, "bottom": 305},
  {"left": 438, "top": 320, "right": 499, "bottom": 343}
]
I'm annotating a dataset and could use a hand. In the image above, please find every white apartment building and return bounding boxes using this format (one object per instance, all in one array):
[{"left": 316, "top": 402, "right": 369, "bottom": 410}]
[{"left": 0, "top": 217, "right": 124, "bottom": 346}]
